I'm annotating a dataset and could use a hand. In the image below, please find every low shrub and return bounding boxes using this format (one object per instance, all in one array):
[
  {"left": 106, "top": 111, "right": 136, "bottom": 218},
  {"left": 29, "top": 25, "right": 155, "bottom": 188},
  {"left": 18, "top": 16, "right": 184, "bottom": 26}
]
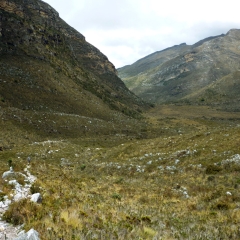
[
  {"left": 206, "top": 164, "right": 222, "bottom": 174},
  {"left": 3, "top": 199, "right": 42, "bottom": 225}
]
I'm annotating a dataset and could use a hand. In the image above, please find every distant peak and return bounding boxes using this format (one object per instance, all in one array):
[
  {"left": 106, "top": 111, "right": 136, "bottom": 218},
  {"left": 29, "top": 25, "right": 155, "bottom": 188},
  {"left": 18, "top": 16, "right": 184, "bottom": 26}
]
[
  {"left": 192, "top": 33, "right": 225, "bottom": 48},
  {"left": 226, "top": 28, "right": 240, "bottom": 36}
]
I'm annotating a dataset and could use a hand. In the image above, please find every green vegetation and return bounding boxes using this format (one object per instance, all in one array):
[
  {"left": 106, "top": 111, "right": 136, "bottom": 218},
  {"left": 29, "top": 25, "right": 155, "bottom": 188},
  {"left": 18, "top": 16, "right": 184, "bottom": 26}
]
[
  {"left": 1, "top": 104, "right": 240, "bottom": 239},
  {"left": 1, "top": 2, "right": 240, "bottom": 239},
  {"left": 119, "top": 31, "right": 240, "bottom": 112}
]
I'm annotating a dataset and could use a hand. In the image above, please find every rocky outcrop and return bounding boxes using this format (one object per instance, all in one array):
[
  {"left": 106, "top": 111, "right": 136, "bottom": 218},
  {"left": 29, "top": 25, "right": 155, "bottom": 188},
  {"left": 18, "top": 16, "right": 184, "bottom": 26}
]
[
  {"left": 1, "top": 166, "right": 38, "bottom": 210},
  {"left": 14, "top": 228, "right": 40, "bottom": 240},
  {"left": 0, "top": 0, "right": 115, "bottom": 75},
  {"left": 0, "top": 166, "right": 40, "bottom": 239}
]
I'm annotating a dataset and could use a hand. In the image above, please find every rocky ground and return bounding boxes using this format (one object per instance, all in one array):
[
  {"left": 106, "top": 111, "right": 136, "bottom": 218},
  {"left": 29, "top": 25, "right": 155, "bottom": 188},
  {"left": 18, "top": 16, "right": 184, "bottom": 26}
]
[
  {"left": 0, "top": 222, "right": 21, "bottom": 240},
  {"left": 0, "top": 165, "right": 40, "bottom": 240},
  {"left": 0, "top": 105, "right": 240, "bottom": 239}
]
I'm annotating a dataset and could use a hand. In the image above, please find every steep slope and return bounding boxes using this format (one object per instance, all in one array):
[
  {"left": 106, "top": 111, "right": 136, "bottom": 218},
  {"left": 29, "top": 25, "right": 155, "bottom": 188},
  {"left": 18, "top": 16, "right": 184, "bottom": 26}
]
[
  {"left": 118, "top": 30, "right": 240, "bottom": 110},
  {"left": 184, "top": 71, "right": 240, "bottom": 111},
  {"left": 118, "top": 43, "right": 191, "bottom": 80},
  {"left": 0, "top": 0, "right": 147, "bottom": 121}
]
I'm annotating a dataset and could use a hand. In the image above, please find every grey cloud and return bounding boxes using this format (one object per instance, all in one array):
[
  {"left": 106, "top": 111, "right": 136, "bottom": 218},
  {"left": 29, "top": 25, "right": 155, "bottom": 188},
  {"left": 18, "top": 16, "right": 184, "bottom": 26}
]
[{"left": 44, "top": 0, "right": 240, "bottom": 67}]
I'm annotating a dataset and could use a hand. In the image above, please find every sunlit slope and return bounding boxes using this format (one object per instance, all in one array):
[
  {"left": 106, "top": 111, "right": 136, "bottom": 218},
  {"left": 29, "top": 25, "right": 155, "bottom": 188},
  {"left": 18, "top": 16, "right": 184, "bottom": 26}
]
[{"left": 119, "top": 30, "right": 240, "bottom": 110}]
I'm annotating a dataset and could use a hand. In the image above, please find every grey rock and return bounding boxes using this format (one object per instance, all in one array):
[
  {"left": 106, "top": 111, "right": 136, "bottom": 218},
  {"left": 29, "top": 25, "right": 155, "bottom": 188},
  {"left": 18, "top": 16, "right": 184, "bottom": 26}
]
[
  {"left": 30, "top": 193, "right": 42, "bottom": 203},
  {"left": 14, "top": 228, "right": 40, "bottom": 240},
  {"left": 2, "top": 171, "right": 15, "bottom": 179}
]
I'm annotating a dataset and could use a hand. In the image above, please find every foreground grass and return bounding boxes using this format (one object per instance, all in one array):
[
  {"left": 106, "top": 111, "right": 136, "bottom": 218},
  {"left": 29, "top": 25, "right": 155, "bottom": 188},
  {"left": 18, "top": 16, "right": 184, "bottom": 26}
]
[{"left": 1, "top": 105, "right": 240, "bottom": 239}]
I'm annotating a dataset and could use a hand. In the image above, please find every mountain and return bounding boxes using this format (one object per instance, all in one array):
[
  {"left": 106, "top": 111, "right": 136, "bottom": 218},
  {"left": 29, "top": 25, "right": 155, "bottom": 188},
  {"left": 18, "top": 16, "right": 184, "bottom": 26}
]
[
  {"left": 118, "top": 30, "right": 240, "bottom": 111},
  {"left": 0, "top": 0, "right": 151, "bottom": 144},
  {"left": 0, "top": 0, "right": 147, "bottom": 120},
  {"left": 1, "top": 2, "right": 240, "bottom": 238}
]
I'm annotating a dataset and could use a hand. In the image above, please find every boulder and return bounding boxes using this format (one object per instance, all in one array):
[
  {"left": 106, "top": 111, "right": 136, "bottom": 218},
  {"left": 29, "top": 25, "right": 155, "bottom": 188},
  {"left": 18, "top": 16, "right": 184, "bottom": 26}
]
[
  {"left": 30, "top": 193, "right": 42, "bottom": 203},
  {"left": 14, "top": 193, "right": 25, "bottom": 202},
  {"left": 8, "top": 180, "right": 20, "bottom": 186},
  {"left": 14, "top": 228, "right": 40, "bottom": 240},
  {"left": 2, "top": 170, "right": 15, "bottom": 179}
]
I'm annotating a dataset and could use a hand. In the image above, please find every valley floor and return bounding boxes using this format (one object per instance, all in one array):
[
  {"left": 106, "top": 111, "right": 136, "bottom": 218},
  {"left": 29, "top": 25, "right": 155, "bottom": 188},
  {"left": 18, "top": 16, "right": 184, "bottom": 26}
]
[{"left": 1, "top": 105, "right": 240, "bottom": 239}]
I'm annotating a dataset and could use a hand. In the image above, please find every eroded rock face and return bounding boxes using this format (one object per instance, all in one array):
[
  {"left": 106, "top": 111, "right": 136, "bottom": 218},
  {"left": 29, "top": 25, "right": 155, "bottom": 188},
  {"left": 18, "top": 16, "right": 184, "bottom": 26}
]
[{"left": 0, "top": 0, "right": 115, "bottom": 75}]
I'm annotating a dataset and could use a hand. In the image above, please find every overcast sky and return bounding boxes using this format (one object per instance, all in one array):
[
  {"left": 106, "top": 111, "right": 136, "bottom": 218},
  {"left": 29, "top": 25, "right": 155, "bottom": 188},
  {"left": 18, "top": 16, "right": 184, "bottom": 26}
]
[{"left": 43, "top": 0, "right": 240, "bottom": 68}]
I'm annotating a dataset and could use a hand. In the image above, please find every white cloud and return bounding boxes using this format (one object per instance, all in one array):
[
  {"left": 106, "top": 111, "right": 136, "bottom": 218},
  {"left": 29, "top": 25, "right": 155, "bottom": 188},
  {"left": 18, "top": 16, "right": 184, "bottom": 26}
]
[{"left": 43, "top": 0, "right": 240, "bottom": 68}]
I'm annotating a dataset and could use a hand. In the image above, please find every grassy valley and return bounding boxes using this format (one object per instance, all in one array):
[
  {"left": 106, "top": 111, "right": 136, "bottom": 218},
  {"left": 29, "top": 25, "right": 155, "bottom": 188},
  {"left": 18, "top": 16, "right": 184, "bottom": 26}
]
[
  {"left": 1, "top": 1, "right": 240, "bottom": 239},
  {"left": 1, "top": 105, "right": 240, "bottom": 239}
]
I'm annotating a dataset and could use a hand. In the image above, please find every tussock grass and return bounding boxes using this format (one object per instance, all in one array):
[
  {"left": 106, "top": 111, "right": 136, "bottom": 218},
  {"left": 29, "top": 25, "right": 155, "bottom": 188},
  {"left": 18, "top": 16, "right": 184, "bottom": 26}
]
[{"left": 1, "top": 105, "right": 240, "bottom": 239}]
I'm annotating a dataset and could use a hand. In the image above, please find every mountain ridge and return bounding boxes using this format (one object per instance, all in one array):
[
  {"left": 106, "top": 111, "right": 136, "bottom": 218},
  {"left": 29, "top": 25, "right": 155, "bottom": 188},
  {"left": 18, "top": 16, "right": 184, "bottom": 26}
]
[
  {"left": 118, "top": 29, "right": 240, "bottom": 111},
  {"left": 0, "top": 0, "right": 148, "bottom": 121}
]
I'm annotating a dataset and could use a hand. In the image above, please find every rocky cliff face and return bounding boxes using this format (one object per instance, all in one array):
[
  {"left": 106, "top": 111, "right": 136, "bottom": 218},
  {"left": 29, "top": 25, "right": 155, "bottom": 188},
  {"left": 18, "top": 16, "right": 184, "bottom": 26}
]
[
  {"left": 0, "top": 0, "right": 146, "bottom": 119},
  {"left": 0, "top": 0, "right": 115, "bottom": 75},
  {"left": 118, "top": 30, "right": 240, "bottom": 110}
]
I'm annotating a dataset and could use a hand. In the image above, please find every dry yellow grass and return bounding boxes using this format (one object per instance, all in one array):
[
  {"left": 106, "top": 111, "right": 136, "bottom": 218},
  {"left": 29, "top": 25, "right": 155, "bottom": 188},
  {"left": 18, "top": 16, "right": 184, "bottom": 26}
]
[{"left": 1, "top": 105, "right": 240, "bottom": 239}]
